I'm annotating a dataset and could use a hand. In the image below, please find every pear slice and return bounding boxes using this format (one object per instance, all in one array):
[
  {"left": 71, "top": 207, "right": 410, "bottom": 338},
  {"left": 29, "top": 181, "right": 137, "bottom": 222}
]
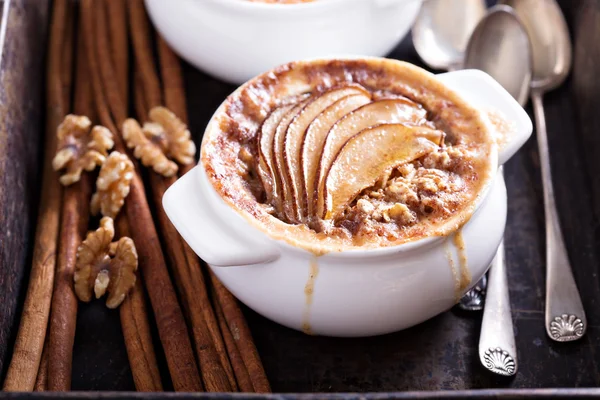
[
  {"left": 284, "top": 85, "right": 370, "bottom": 221},
  {"left": 301, "top": 93, "right": 371, "bottom": 218},
  {"left": 273, "top": 99, "right": 310, "bottom": 222},
  {"left": 314, "top": 98, "right": 427, "bottom": 218},
  {"left": 257, "top": 105, "right": 293, "bottom": 206},
  {"left": 322, "top": 124, "right": 444, "bottom": 220}
]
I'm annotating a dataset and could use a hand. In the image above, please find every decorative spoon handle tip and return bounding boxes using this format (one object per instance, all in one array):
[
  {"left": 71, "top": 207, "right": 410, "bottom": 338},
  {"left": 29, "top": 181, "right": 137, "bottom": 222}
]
[
  {"left": 531, "top": 92, "right": 587, "bottom": 343},
  {"left": 478, "top": 238, "right": 518, "bottom": 376}
]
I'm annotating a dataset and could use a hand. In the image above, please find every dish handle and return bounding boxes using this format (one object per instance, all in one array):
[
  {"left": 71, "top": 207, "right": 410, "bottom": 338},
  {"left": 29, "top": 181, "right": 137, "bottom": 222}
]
[
  {"left": 436, "top": 69, "right": 533, "bottom": 165},
  {"left": 162, "top": 166, "right": 280, "bottom": 267}
]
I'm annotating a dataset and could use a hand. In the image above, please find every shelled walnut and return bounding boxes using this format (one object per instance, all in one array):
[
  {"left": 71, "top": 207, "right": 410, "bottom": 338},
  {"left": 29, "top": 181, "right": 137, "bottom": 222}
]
[
  {"left": 74, "top": 217, "right": 138, "bottom": 309},
  {"left": 122, "top": 118, "right": 178, "bottom": 177},
  {"left": 52, "top": 115, "right": 114, "bottom": 185},
  {"left": 90, "top": 151, "right": 134, "bottom": 218},
  {"left": 148, "top": 106, "right": 196, "bottom": 165}
]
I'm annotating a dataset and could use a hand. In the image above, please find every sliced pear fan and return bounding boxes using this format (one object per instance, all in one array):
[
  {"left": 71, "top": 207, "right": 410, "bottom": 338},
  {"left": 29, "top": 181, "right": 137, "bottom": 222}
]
[
  {"left": 272, "top": 100, "right": 309, "bottom": 222},
  {"left": 284, "top": 85, "right": 370, "bottom": 221},
  {"left": 314, "top": 98, "right": 427, "bottom": 219},
  {"left": 322, "top": 124, "right": 444, "bottom": 220},
  {"left": 257, "top": 105, "right": 293, "bottom": 206},
  {"left": 301, "top": 93, "right": 371, "bottom": 218}
]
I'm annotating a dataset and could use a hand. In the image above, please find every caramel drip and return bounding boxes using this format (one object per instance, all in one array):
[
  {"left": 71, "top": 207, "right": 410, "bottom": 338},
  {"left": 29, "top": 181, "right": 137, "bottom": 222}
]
[
  {"left": 302, "top": 256, "right": 320, "bottom": 335},
  {"left": 453, "top": 229, "right": 471, "bottom": 294},
  {"left": 444, "top": 239, "right": 460, "bottom": 303},
  {"left": 444, "top": 228, "right": 471, "bottom": 302}
]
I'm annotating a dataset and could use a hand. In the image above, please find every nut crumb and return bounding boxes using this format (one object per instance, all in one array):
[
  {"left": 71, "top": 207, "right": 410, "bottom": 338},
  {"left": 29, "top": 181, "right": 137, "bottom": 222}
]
[
  {"left": 122, "top": 118, "right": 178, "bottom": 177},
  {"left": 74, "top": 217, "right": 138, "bottom": 309},
  {"left": 52, "top": 115, "right": 114, "bottom": 185},
  {"left": 387, "top": 203, "right": 416, "bottom": 225},
  {"left": 356, "top": 198, "right": 375, "bottom": 214},
  {"left": 90, "top": 151, "right": 134, "bottom": 218}
]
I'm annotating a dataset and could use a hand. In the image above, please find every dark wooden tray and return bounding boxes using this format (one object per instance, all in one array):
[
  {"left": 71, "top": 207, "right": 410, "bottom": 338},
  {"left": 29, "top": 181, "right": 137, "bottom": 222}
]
[{"left": 2, "top": 0, "right": 600, "bottom": 397}]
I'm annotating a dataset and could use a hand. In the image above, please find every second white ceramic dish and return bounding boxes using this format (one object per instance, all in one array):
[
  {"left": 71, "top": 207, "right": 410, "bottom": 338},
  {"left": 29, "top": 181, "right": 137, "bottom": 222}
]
[{"left": 145, "top": 0, "right": 423, "bottom": 84}]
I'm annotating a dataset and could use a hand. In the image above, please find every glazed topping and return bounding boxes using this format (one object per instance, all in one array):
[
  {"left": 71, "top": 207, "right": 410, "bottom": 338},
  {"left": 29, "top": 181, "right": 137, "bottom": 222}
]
[{"left": 201, "top": 59, "right": 494, "bottom": 251}]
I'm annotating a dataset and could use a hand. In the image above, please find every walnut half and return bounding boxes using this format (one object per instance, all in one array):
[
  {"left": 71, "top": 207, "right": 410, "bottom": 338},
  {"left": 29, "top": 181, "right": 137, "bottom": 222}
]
[
  {"left": 90, "top": 151, "right": 134, "bottom": 219},
  {"left": 122, "top": 118, "right": 178, "bottom": 177},
  {"left": 74, "top": 217, "right": 138, "bottom": 309},
  {"left": 148, "top": 106, "right": 196, "bottom": 165},
  {"left": 52, "top": 115, "right": 114, "bottom": 185}
]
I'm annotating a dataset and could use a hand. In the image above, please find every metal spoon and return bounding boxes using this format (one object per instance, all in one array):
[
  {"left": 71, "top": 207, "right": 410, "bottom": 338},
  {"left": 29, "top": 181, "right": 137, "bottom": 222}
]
[
  {"left": 501, "top": 0, "right": 586, "bottom": 342},
  {"left": 464, "top": 4, "right": 532, "bottom": 376},
  {"left": 412, "top": 0, "right": 489, "bottom": 311},
  {"left": 412, "top": 0, "right": 486, "bottom": 71}
]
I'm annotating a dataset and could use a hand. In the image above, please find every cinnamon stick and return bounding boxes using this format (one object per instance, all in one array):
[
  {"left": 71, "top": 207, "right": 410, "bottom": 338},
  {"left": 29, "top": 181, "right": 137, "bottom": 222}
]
[
  {"left": 157, "top": 36, "right": 188, "bottom": 123},
  {"left": 187, "top": 259, "right": 238, "bottom": 391},
  {"left": 61, "top": 1, "right": 74, "bottom": 111},
  {"left": 47, "top": 7, "right": 93, "bottom": 389},
  {"left": 129, "top": 8, "right": 233, "bottom": 392},
  {"left": 127, "top": 0, "right": 161, "bottom": 107},
  {"left": 47, "top": 172, "right": 92, "bottom": 392},
  {"left": 105, "top": 0, "right": 128, "bottom": 108},
  {"left": 133, "top": 67, "right": 148, "bottom": 124},
  {"left": 210, "top": 272, "right": 271, "bottom": 393},
  {"left": 118, "top": 214, "right": 163, "bottom": 392},
  {"left": 33, "top": 341, "right": 49, "bottom": 391},
  {"left": 119, "top": 277, "right": 164, "bottom": 391},
  {"left": 81, "top": 0, "right": 203, "bottom": 391},
  {"left": 213, "top": 293, "right": 254, "bottom": 392},
  {"left": 2, "top": 0, "right": 68, "bottom": 391},
  {"left": 72, "top": 29, "right": 94, "bottom": 119}
]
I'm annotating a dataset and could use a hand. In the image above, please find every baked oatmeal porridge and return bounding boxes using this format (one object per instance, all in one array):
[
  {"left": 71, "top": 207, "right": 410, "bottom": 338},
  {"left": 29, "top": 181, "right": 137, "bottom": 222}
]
[{"left": 201, "top": 59, "right": 496, "bottom": 251}]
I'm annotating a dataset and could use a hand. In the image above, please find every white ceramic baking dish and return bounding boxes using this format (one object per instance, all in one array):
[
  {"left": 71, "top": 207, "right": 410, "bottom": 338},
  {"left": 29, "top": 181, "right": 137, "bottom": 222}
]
[
  {"left": 145, "top": 0, "right": 423, "bottom": 84},
  {"left": 163, "top": 65, "right": 532, "bottom": 337}
]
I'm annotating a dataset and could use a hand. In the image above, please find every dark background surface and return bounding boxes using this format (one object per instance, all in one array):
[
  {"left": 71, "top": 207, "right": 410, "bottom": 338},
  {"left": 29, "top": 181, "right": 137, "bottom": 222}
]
[{"left": 1, "top": 0, "right": 600, "bottom": 396}]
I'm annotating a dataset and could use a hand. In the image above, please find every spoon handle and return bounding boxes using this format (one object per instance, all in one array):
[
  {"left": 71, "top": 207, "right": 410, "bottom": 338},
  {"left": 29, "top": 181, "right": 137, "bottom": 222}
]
[
  {"left": 479, "top": 239, "right": 517, "bottom": 376},
  {"left": 532, "top": 91, "right": 586, "bottom": 342}
]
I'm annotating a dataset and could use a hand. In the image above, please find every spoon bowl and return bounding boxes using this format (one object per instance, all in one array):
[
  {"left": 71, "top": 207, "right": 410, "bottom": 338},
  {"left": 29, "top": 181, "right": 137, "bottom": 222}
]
[
  {"left": 501, "top": 0, "right": 572, "bottom": 91},
  {"left": 412, "top": 0, "right": 486, "bottom": 70},
  {"left": 464, "top": 5, "right": 532, "bottom": 106}
]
